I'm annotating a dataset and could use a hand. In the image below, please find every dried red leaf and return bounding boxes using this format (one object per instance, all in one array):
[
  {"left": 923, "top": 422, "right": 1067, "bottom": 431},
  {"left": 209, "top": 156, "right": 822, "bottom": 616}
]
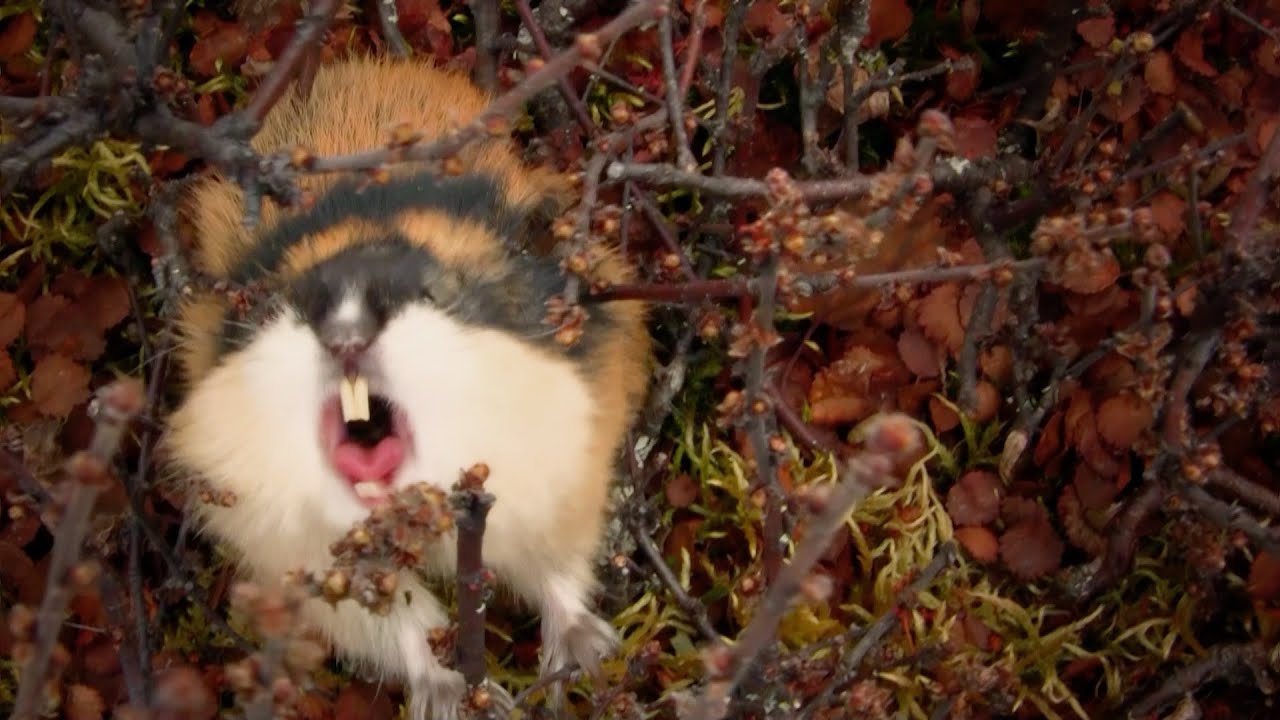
[
  {"left": 897, "top": 327, "right": 943, "bottom": 378},
  {"left": 397, "top": 0, "right": 455, "bottom": 60},
  {"left": 981, "top": 0, "right": 1048, "bottom": 38},
  {"left": 80, "top": 275, "right": 132, "bottom": 332},
  {"left": 1034, "top": 409, "right": 1067, "bottom": 467},
  {"left": 1149, "top": 191, "right": 1186, "bottom": 240},
  {"left": 25, "top": 294, "right": 105, "bottom": 362},
  {"left": 954, "top": 526, "right": 998, "bottom": 563},
  {"left": 1247, "top": 551, "right": 1280, "bottom": 603},
  {"left": 0, "top": 350, "right": 14, "bottom": 391},
  {"left": 971, "top": 381, "right": 1000, "bottom": 423},
  {"left": 66, "top": 683, "right": 105, "bottom": 720},
  {"left": 1073, "top": 463, "right": 1119, "bottom": 511},
  {"left": 151, "top": 666, "right": 217, "bottom": 720},
  {"left": 942, "top": 47, "right": 980, "bottom": 101},
  {"left": 946, "top": 470, "right": 1003, "bottom": 526},
  {"left": 744, "top": 0, "right": 789, "bottom": 38},
  {"left": 866, "top": 0, "right": 913, "bottom": 46},
  {"left": 330, "top": 676, "right": 394, "bottom": 717},
  {"left": 1257, "top": 38, "right": 1280, "bottom": 78},
  {"left": 0, "top": 12, "right": 37, "bottom": 60},
  {"left": 0, "top": 292, "right": 24, "bottom": 347},
  {"left": 1145, "top": 50, "right": 1176, "bottom": 95},
  {"left": 663, "top": 517, "right": 703, "bottom": 562},
  {"left": 1058, "top": 485, "right": 1106, "bottom": 557},
  {"left": 1074, "top": 402, "right": 1125, "bottom": 478},
  {"left": 1059, "top": 248, "right": 1121, "bottom": 295},
  {"left": 0, "top": 541, "right": 41, "bottom": 604},
  {"left": 1076, "top": 15, "right": 1115, "bottom": 49},
  {"left": 2, "top": 500, "right": 40, "bottom": 547},
  {"left": 998, "top": 501, "right": 1065, "bottom": 580},
  {"left": 980, "top": 345, "right": 1013, "bottom": 387},
  {"left": 1174, "top": 28, "right": 1218, "bottom": 77},
  {"left": 30, "top": 354, "right": 91, "bottom": 419},
  {"left": 665, "top": 473, "right": 698, "bottom": 509},
  {"left": 810, "top": 395, "right": 871, "bottom": 426},
  {"left": 929, "top": 395, "right": 960, "bottom": 432},
  {"left": 916, "top": 283, "right": 964, "bottom": 354},
  {"left": 953, "top": 115, "right": 997, "bottom": 159},
  {"left": 682, "top": 0, "right": 724, "bottom": 28},
  {"left": 1096, "top": 392, "right": 1154, "bottom": 451},
  {"left": 188, "top": 14, "right": 251, "bottom": 78}
]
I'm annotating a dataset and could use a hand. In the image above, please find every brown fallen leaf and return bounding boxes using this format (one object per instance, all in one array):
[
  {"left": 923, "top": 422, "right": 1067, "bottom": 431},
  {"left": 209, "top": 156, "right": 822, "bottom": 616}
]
[
  {"left": 953, "top": 114, "right": 997, "bottom": 159},
  {"left": 916, "top": 283, "right": 965, "bottom": 354},
  {"left": 0, "top": 292, "right": 24, "bottom": 347},
  {"left": 897, "top": 327, "right": 943, "bottom": 379},
  {"left": 0, "top": 12, "right": 37, "bottom": 60},
  {"left": 0, "top": 350, "right": 15, "bottom": 391},
  {"left": 999, "top": 499, "right": 1065, "bottom": 580},
  {"left": 1096, "top": 391, "right": 1155, "bottom": 452},
  {"left": 946, "top": 470, "right": 1003, "bottom": 526},
  {"left": 1059, "top": 247, "right": 1121, "bottom": 295},
  {"left": 942, "top": 47, "right": 980, "bottom": 101},
  {"left": 1076, "top": 15, "right": 1114, "bottom": 49},
  {"left": 867, "top": 0, "right": 913, "bottom": 46},
  {"left": 665, "top": 473, "right": 699, "bottom": 509},
  {"left": 1248, "top": 551, "right": 1280, "bottom": 603},
  {"left": 954, "top": 526, "right": 999, "bottom": 563},
  {"left": 1174, "top": 27, "right": 1219, "bottom": 77},
  {"left": 29, "top": 353, "right": 91, "bottom": 419},
  {"left": 65, "top": 683, "right": 106, "bottom": 720},
  {"left": 1145, "top": 50, "right": 1176, "bottom": 95}
]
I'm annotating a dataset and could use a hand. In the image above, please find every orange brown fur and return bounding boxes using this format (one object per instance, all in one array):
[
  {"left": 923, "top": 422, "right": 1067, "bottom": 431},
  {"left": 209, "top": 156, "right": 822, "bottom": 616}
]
[
  {"left": 169, "top": 54, "right": 655, "bottom": 716},
  {"left": 176, "top": 54, "right": 648, "bottom": 415}
]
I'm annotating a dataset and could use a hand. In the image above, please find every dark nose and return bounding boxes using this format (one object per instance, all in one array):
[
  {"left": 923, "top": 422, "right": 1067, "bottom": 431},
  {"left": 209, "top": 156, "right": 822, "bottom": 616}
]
[{"left": 320, "top": 316, "right": 376, "bottom": 366}]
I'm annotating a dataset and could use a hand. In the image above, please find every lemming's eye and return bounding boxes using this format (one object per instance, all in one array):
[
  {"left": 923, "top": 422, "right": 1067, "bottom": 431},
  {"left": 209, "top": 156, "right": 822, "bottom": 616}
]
[{"left": 420, "top": 280, "right": 436, "bottom": 303}]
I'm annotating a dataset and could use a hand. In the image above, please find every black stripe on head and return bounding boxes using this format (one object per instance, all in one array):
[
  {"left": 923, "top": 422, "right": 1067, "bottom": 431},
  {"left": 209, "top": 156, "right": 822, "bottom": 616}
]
[
  {"left": 228, "top": 171, "right": 524, "bottom": 285},
  {"left": 214, "top": 235, "right": 617, "bottom": 367}
]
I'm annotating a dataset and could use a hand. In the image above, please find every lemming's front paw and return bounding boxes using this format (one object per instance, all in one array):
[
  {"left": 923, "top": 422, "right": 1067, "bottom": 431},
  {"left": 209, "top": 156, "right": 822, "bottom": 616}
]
[{"left": 407, "top": 666, "right": 467, "bottom": 720}]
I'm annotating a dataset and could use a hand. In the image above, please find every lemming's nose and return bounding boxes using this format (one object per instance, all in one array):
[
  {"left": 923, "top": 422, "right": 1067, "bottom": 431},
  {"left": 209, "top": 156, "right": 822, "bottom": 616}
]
[
  {"left": 324, "top": 333, "right": 370, "bottom": 364},
  {"left": 320, "top": 302, "right": 376, "bottom": 366}
]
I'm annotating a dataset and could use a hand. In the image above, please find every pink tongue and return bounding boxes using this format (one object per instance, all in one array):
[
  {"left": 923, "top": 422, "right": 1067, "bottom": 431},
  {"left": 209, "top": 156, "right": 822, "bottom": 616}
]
[{"left": 332, "top": 437, "right": 405, "bottom": 483}]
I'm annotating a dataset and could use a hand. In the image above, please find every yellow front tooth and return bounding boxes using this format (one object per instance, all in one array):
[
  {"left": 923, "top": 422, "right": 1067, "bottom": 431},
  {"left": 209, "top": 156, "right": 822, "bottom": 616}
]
[
  {"left": 351, "top": 374, "right": 370, "bottom": 422},
  {"left": 339, "top": 377, "right": 358, "bottom": 423}
]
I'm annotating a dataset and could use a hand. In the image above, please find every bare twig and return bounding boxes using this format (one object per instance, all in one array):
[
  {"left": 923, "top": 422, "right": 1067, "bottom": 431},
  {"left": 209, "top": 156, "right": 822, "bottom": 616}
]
[
  {"left": 512, "top": 0, "right": 595, "bottom": 134},
  {"left": 658, "top": 1, "right": 696, "bottom": 171},
  {"left": 242, "top": 0, "right": 343, "bottom": 124},
  {"left": 1178, "top": 483, "right": 1280, "bottom": 556},
  {"left": 801, "top": 542, "right": 955, "bottom": 714},
  {"left": 1206, "top": 467, "right": 1280, "bottom": 518},
  {"left": 687, "top": 415, "right": 923, "bottom": 720},
  {"left": 451, "top": 464, "right": 497, "bottom": 690},
  {"left": 835, "top": 0, "right": 871, "bottom": 170},
  {"left": 628, "top": 515, "right": 720, "bottom": 641},
  {"left": 1126, "top": 640, "right": 1274, "bottom": 719},
  {"left": 470, "top": 0, "right": 501, "bottom": 93},
  {"left": 588, "top": 258, "right": 1047, "bottom": 305},
  {"left": 742, "top": 255, "right": 786, "bottom": 582},
  {"left": 11, "top": 378, "right": 146, "bottom": 720},
  {"left": 375, "top": 0, "right": 412, "bottom": 56},
  {"left": 711, "top": 0, "right": 750, "bottom": 177},
  {"left": 606, "top": 153, "right": 1033, "bottom": 201},
  {"left": 304, "top": 0, "right": 665, "bottom": 175}
]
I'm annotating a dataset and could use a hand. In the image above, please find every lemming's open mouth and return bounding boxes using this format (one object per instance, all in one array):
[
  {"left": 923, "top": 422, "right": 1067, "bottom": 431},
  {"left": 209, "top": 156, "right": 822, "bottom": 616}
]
[{"left": 319, "top": 374, "right": 413, "bottom": 508}]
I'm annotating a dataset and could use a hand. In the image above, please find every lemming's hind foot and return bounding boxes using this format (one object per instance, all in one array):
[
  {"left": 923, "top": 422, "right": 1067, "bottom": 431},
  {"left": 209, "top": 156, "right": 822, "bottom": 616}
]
[{"left": 539, "top": 602, "right": 620, "bottom": 713}]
